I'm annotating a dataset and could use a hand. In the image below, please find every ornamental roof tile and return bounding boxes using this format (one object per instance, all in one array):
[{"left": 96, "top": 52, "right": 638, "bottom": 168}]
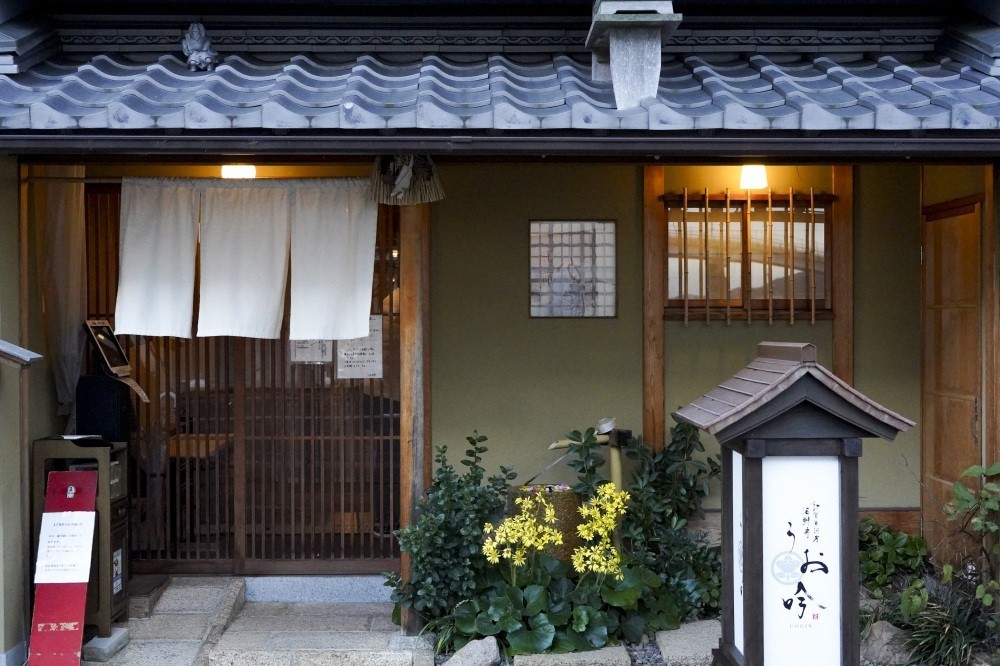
[{"left": 4, "top": 50, "right": 1000, "bottom": 131}]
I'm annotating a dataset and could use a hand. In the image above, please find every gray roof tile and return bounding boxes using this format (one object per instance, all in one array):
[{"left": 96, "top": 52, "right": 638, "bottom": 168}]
[{"left": 6, "top": 50, "right": 1000, "bottom": 132}]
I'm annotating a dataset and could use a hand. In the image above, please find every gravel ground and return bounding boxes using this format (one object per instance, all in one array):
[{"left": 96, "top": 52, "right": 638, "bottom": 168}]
[{"left": 625, "top": 638, "right": 666, "bottom": 666}]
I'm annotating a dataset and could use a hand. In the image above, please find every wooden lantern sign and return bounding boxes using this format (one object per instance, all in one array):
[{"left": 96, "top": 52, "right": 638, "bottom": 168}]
[{"left": 673, "top": 342, "right": 913, "bottom": 666}]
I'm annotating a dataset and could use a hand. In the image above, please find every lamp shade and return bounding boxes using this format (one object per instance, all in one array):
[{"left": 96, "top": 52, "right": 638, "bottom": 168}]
[{"left": 739, "top": 164, "right": 768, "bottom": 190}]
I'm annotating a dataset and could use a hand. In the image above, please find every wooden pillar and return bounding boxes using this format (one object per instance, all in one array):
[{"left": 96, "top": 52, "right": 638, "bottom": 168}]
[
  {"left": 984, "top": 165, "right": 1000, "bottom": 472},
  {"left": 18, "top": 163, "right": 32, "bottom": 646},
  {"left": 832, "top": 165, "right": 854, "bottom": 384},
  {"left": 643, "top": 166, "right": 666, "bottom": 450},
  {"left": 399, "top": 202, "right": 431, "bottom": 635}
]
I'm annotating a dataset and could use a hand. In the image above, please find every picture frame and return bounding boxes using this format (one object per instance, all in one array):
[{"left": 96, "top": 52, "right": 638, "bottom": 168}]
[{"left": 529, "top": 220, "right": 616, "bottom": 318}]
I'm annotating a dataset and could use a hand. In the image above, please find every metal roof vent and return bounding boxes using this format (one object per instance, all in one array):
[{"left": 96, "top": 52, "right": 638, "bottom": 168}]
[{"left": 586, "top": 0, "right": 682, "bottom": 110}]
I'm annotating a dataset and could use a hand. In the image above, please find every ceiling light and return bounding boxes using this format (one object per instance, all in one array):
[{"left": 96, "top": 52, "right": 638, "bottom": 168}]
[
  {"left": 221, "top": 164, "right": 256, "bottom": 179},
  {"left": 739, "top": 164, "right": 768, "bottom": 190}
]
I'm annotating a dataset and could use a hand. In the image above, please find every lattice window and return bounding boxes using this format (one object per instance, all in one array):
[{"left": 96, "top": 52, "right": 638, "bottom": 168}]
[{"left": 663, "top": 189, "right": 835, "bottom": 324}]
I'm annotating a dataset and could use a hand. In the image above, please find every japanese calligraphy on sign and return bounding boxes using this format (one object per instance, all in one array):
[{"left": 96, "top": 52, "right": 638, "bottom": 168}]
[
  {"left": 337, "top": 315, "right": 383, "bottom": 379},
  {"left": 761, "top": 456, "right": 842, "bottom": 665}
]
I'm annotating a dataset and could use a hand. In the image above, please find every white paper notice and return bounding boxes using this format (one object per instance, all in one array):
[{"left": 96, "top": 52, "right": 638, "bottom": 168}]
[
  {"left": 34, "top": 511, "right": 96, "bottom": 584},
  {"left": 290, "top": 339, "right": 334, "bottom": 364},
  {"left": 337, "top": 315, "right": 382, "bottom": 379}
]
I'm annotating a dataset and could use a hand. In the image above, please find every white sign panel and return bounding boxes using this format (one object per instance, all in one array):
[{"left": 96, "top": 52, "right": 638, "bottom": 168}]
[
  {"left": 762, "top": 456, "right": 842, "bottom": 666},
  {"left": 34, "top": 511, "right": 96, "bottom": 584},
  {"left": 732, "top": 451, "right": 744, "bottom": 654},
  {"left": 337, "top": 315, "right": 383, "bottom": 379},
  {"left": 290, "top": 339, "right": 334, "bottom": 364}
]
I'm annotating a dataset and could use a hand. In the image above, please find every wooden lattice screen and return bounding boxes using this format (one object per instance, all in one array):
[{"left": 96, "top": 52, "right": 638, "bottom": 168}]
[
  {"left": 84, "top": 183, "right": 401, "bottom": 574},
  {"left": 663, "top": 189, "right": 836, "bottom": 324}
]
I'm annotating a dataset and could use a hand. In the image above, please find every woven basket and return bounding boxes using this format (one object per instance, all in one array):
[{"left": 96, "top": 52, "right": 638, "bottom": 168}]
[{"left": 510, "top": 485, "right": 582, "bottom": 562}]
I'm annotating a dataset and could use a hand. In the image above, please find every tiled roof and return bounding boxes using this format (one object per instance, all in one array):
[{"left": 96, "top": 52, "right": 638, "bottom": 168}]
[{"left": 4, "top": 50, "right": 1000, "bottom": 131}]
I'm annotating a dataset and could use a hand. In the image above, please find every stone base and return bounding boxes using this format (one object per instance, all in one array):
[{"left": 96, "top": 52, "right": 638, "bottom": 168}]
[{"left": 82, "top": 627, "right": 130, "bottom": 662}]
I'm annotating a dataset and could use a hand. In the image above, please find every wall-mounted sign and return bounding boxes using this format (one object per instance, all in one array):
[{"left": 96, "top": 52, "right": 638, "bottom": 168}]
[
  {"left": 290, "top": 339, "right": 333, "bottom": 364},
  {"left": 337, "top": 315, "right": 383, "bottom": 379}
]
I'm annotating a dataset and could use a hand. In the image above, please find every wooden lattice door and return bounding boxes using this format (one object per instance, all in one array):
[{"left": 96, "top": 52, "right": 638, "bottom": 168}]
[{"left": 84, "top": 183, "right": 401, "bottom": 574}]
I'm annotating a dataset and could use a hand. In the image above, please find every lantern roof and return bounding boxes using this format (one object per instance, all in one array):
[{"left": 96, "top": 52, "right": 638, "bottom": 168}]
[{"left": 672, "top": 342, "right": 914, "bottom": 444}]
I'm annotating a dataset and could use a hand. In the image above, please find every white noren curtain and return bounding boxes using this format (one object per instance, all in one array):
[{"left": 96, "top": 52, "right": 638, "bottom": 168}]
[
  {"left": 115, "top": 178, "right": 377, "bottom": 341},
  {"left": 197, "top": 182, "right": 290, "bottom": 339},
  {"left": 115, "top": 178, "right": 199, "bottom": 338},
  {"left": 289, "top": 178, "right": 377, "bottom": 340}
]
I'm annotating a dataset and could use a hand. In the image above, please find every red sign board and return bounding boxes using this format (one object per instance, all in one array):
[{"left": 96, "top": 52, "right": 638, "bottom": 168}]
[{"left": 29, "top": 471, "right": 98, "bottom": 666}]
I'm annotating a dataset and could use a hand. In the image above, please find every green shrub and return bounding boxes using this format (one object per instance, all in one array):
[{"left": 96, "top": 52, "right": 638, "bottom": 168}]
[
  {"left": 901, "top": 581, "right": 993, "bottom": 666},
  {"left": 620, "top": 421, "right": 722, "bottom": 622},
  {"left": 564, "top": 427, "right": 606, "bottom": 500},
  {"left": 388, "top": 421, "right": 725, "bottom": 655},
  {"left": 436, "top": 487, "right": 664, "bottom": 656},
  {"left": 858, "top": 517, "right": 927, "bottom": 598},
  {"left": 945, "top": 461, "right": 1000, "bottom": 621},
  {"left": 384, "top": 433, "right": 515, "bottom": 623}
]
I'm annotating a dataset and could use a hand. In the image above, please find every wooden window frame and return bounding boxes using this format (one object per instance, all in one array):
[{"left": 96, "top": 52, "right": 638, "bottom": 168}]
[{"left": 662, "top": 191, "right": 837, "bottom": 324}]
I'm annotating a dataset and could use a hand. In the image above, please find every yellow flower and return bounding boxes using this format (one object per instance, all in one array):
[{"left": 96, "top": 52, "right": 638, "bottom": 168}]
[{"left": 570, "top": 484, "right": 629, "bottom": 579}]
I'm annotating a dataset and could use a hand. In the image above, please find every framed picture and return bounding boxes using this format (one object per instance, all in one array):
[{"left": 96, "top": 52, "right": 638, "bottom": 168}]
[{"left": 530, "top": 220, "right": 616, "bottom": 317}]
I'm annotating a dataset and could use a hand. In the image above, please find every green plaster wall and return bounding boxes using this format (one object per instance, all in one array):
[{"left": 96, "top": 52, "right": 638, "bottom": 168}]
[
  {"left": 430, "top": 163, "right": 643, "bottom": 486},
  {"left": 854, "top": 164, "right": 922, "bottom": 508},
  {"left": 0, "top": 155, "right": 24, "bottom": 654},
  {"left": 923, "top": 165, "right": 986, "bottom": 207},
  {"left": 429, "top": 162, "right": 917, "bottom": 510}
]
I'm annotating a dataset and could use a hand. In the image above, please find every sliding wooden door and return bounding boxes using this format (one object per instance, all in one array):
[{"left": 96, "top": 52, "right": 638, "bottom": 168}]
[{"left": 84, "top": 184, "right": 401, "bottom": 574}]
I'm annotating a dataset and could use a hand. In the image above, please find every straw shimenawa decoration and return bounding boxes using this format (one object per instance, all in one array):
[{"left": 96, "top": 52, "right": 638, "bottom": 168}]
[{"left": 367, "top": 155, "right": 445, "bottom": 206}]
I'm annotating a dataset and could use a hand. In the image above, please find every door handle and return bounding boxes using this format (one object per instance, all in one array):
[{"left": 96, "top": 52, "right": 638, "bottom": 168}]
[{"left": 971, "top": 396, "right": 980, "bottom": 444}]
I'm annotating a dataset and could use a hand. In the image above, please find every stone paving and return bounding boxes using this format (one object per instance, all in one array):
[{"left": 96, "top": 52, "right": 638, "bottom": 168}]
[
  {"left": 84, "top": 576, "right": 244, "bottom": 666},
  {"left": 83, "top": 576, "right": 722, "bottom": 666},
  {"left": 209, "top": 601, "right": 432, "bottom": 665}
]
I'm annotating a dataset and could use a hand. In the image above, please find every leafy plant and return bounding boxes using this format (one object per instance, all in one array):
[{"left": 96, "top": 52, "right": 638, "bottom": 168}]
[
  {"left": 434, "top": 482, "right": 659, "bottom": 656},
  {"left": 902, "top": 582, "right": 993, "bottom": 666},
  {"left": 385, "top": 433, "right": 515, "bottom": 624},
  {"left": 620, "top": 422, "right": 722, "bottom": 622},
  {"left": 946, "top": 461, "right": 1000, "bottom": 618},
  {"left": 858, "top": 516, "right": 928, "bottom": 598},
  {"left": 565, "top": 427, "right": 606, "bottom": 500}
]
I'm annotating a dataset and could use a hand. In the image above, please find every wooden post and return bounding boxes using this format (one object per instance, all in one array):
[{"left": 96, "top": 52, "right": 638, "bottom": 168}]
[
  {"left": 643, "top": 166, "right": 666, "bottom": 450},
  {"left": 399, "top": 203, "right": 431, "bottom": 635},
  {"left": 832, "top": 165, "right": 854, "bottom": 384},
  {"left": 984, "top": 165, "right": 999, "bottom": 476},
  {"left": 232, "top": 338, "right": 246, "bottom": 573}
]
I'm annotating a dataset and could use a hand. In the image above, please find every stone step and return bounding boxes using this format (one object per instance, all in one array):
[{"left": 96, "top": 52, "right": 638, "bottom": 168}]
[
  {"left": 512, "top": 645, "right": 630, "bottom": 666},
  {"left": 655, "top": 620, "right": 720, "bottom": 666},
  {"left": 127, "top": 573, "right": 170, "bottom": 619},
  {"left": 208, "top": 630, "right": 434, "bottom": 665}
]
